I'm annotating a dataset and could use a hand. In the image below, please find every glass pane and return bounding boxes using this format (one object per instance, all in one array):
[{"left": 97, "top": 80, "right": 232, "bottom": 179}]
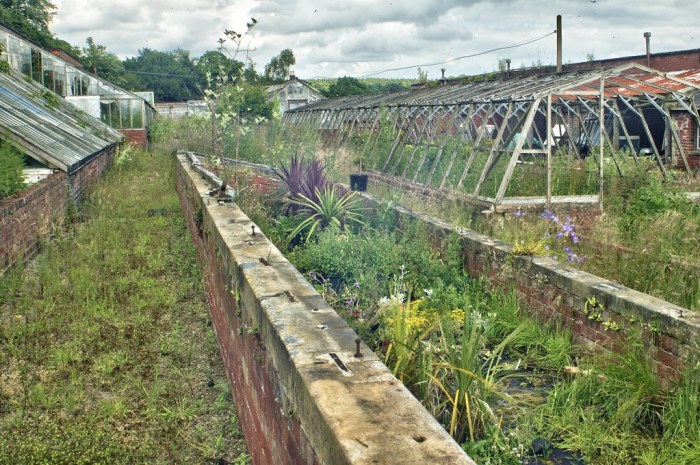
[
  {"left": 42, "top": 56, "right": 54, "bottom": 92},
  {"left": 131, "top": 100, "right": 143, "bottom": 128},
  {"left": 119, "top": 100, "right": 130, "bottom": 128},
  {"left": 53, "top": 63, "right": 66, "bottom": 96},
  {"left": 100, "top": 101, "right": 111, "bottom": 125},
  {"left": 31, "top": 49, "right": 42, "bottom": 83}
]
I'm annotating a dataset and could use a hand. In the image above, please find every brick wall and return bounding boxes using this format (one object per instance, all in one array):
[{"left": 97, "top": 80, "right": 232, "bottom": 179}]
[
  {"left": 120, "top": 129, "right": 148, "bottom": 148},
  {"left": 175, "top": 152, "right": 475, "bottom": 465},
  {"left": 0, "top": 172, "right": 68, "bottom": 275},
  {"left": 0, "top": 146, "right": 117, "bottom": 275},
  {"left": 672, "top": 112, "right": 700, "bottom": 170},
  {"left": 501, "top": 49, "right": 700, "bottom": 80},
  {"left": 375, "top": 201, "right": 700, "bottom": 382}
]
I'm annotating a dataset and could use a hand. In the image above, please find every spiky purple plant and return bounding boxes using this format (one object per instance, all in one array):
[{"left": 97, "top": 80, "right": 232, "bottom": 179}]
[{"left": 274, "top": 156, "right": 328, "bottom": 214}]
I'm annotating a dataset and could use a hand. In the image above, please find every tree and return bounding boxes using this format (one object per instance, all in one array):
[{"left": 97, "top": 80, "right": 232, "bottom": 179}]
[
  {"left": 123, "top": 48, "right": 201, "bottom": 102},
  {"left": 0, "top": 0, "right": 56, "bottom": 47},
  {"left": 324, "top": 76, "right": 368, "bottom": 98},
  {"left": 80, "top": 37, "right": 128, "bottom": 87},
  {"left": 195, "top": 50, "right": 243, "bottom": 89},
  {"left": 217, "top": 84, "right": 274, "bottom": 120},
  {"left": 264, "top": 48, "right": 295, "bottom": 82}
]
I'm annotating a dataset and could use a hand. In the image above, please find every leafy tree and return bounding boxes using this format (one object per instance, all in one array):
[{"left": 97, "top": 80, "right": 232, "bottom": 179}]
[
  {"left": 0, "top": 0, "right": 56, "bottom": 47},
  {"left": 264, "top": 48, "right": 295, "bottom": 82},
  {"left": 324, "top": 76, "right": 368, "bottom": 98},
  {"left": 195, "top": 50, "right": 243, "bottom": 89},
  {"left": 124, "top": 48, "right": 201, "bottom": 102},
  {"left": 80, "top": 37, "right": 128, "bottom": 87},
  {"left": 242, "top": 58, "right": 258, "bottom": 83},
  {"left": 218, "top": 83, "right": 274, "bottom": 120}
]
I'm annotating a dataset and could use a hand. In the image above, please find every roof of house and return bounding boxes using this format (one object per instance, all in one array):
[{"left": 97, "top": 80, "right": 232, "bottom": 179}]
[
  {"left": 0, "top": 70, "right": 123, "bottom": 174},
  {"left": 266, "top": 77, "right": 325, "bottom": 97}
]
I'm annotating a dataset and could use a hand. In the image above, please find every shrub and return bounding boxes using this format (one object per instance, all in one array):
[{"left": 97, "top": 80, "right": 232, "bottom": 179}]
[
  {"left": 286, "top": 186, "right": 364, "bottom": 243},
  {"left": 0, "top": 140, "right": 26, "bottom": 199}
]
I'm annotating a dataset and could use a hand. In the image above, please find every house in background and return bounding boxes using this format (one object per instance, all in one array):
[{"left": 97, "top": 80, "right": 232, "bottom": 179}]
[{"left": 267, "top": 72, "right": 325, "bottom": 114}]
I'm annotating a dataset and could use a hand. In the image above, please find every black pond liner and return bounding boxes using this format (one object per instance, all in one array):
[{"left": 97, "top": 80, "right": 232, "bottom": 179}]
[{"left": 483, "top": 352, "right": 588, "bottom": 465}]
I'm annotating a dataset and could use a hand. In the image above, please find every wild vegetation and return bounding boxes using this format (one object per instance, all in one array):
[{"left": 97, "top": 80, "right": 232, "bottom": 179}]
[
  {"left": 196, "top": 119, "right": 699, "bottom": 311},
  {"left": 0, "top": 148, "right": 248, "bottom": 464},
  {"left": 211, "top": 150, "right": 699, "bottom": 465},
  {"left": 0, "top": 139, "right": 26, "bottom": 199}
]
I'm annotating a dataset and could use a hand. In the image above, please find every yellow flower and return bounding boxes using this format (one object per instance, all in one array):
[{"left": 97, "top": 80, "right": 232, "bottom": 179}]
[{"left": 450, "top": 308, "right": 465, "bottom": 323}]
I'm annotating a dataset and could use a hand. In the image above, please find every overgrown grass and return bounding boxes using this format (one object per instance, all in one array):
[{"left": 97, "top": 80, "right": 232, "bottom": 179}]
[
  {"left": 531, "top": 341, "right": 700, "bottom": 464},
  {"left": 0, "top": 148, "right": 248, "bottom": 464},
  {"left": 0, "top": 139, "right": 26, "bottom": 199}
]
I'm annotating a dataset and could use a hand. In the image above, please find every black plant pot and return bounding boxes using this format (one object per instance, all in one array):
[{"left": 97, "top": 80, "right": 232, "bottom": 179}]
[{"left": 349, "top": 174, "right": 368, "bottom": 191}]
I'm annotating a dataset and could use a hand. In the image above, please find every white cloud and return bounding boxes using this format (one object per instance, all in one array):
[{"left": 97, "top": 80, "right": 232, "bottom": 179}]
[{"left": 50, "top": 0, "right": 700, "bottom": 79}]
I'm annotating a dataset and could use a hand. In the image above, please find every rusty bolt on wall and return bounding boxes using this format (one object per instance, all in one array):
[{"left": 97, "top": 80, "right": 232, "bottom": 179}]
[{"left": 354, "top": 338, "right": 363, "bottom": 358}]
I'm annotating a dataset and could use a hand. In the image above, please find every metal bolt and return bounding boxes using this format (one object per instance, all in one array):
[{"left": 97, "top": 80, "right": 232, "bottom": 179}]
[
  {"left": 354, "top": 338, "right": 363, "bottom": 358},
  {"left": 251, "top": 225, "right": 256, "bottom": 236}
]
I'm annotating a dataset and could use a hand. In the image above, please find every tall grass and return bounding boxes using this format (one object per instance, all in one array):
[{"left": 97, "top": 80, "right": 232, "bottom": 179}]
[{"left": 0, "top": 148, "right": 248, "bottom": 464}]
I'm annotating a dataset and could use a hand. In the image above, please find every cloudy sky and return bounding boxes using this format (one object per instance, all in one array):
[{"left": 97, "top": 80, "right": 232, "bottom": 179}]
[{"left": 52, "top": 0, "right": 700, "bottom": 80}]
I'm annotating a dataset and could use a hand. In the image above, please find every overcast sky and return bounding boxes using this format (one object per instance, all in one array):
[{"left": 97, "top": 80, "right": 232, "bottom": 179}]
[{"left": 51, "top": 0, "right": 700, "bottom": 80}]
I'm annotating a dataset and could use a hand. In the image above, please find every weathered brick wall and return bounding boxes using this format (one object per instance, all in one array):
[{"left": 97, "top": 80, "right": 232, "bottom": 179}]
[
  {"left": 120, "top": 129, "right": 148, "bottom": 148},
  {"left": 175, "top": 152, "right": 475, "bottom": 465},
  {"left": 503, "top": 49, "right": 700, "bottom": 80},
  {"left": 69, "top": 146, "right": 118, "bottom": 202},
  {"left": 0, "top": 146, "right": 117, "bottom": 275},
  {"left": 672, "top": 112, "right": 700, "bottom": 170},
  {"left": 377, "top": 202, "right": 700, "bottom": 381},
  {"left": 0, "top": 172, "right": 68, "bottom": 275}
]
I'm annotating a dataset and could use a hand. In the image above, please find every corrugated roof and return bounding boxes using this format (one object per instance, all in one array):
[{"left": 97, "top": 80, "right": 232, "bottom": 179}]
[
  {"left": 0, "top": 70, "right": 123, "bottom": 174},
  {"left": 291, "top": 64, "right": 700, "bottom": 112}
]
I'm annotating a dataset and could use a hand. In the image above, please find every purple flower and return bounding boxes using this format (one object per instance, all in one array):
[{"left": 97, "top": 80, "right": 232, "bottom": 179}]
[
  {"left": 563, "top": 247, "right": 571, "bottom": 253},
  {"left": 540, "top": 210, "right": 557, "bottom": 222},
  {"left": 353, "top": 282, "right": 360, "bottom": 288},
  {"left": 571, "top": 233, "right": 580, "bottom": 244},
  {"left": 556, "top": 232, "right": 563, "bottom": 239},
  {"left": 513, "top": 210, "right": 526, "bottom": 217},
  {"left": 544, "top": 245, "right": 550, "bottom": 250}
]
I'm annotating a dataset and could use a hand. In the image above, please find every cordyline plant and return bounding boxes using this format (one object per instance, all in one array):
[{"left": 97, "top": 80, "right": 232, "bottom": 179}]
[
  {"left": 285, "top": 186, "right": 364, "bottom": 243},
  {"left": 274, "top": 155, "right": 327, "bottom": 214}
]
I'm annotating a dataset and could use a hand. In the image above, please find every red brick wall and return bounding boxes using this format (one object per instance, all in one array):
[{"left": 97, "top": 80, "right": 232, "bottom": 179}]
[
  {"left": 176, "top": 162, "right": 320, "bottom": 465},
  {"left": 502, "top": 49, "right": 700, "bottom": 80},
  {"left": 120, "top": 129, "right": 148, "bottom": 148},
  {"left": 672, "top": 112, "right": 700, "bottom": 170},
  {"left": 0, "top": 172, "right": 68, "bottom": 275},
  {"left": 0, "top": 146, "right": 117, "bottom": 275},
  {"left": 394, "top": 211, "right": 695, "bottom": 381}
]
